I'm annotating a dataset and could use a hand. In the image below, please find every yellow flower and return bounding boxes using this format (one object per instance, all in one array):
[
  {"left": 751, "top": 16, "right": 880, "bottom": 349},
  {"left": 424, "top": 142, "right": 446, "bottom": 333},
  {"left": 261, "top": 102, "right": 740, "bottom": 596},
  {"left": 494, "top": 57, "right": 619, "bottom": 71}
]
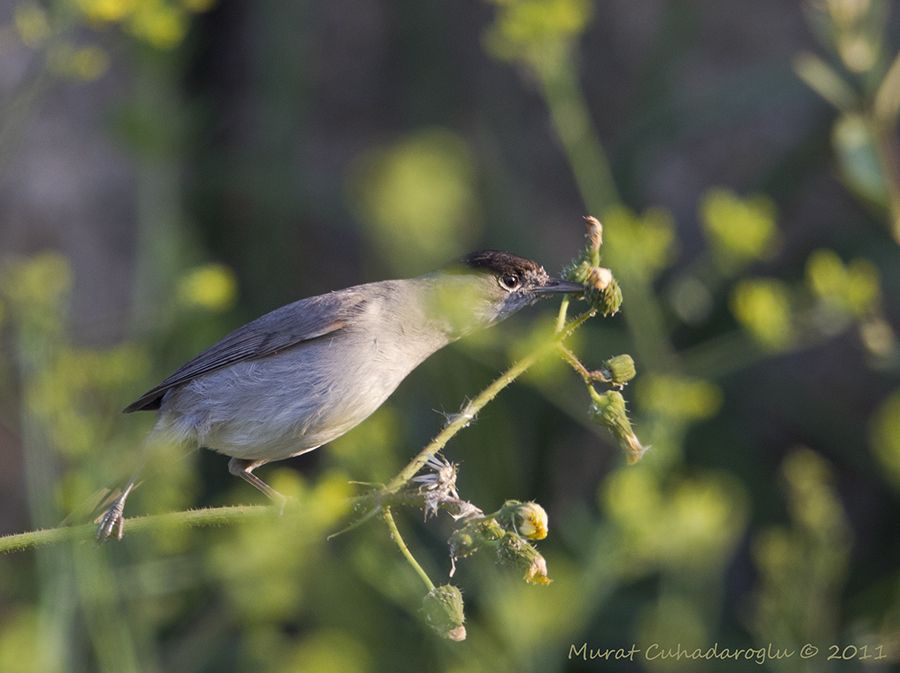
[
  {"left": 14, "top": 3, "right": 50, "bottom": 47},
  {"left": 636, "top": 375, "right": 722, "bottom": 420},
  {"left": 128, "top": 4, "right": 187, "bottom": 49},
  {"left": 523, "top": 552, "right": 552, "bottom": 586},
  {"left": 516, "top": 502, "right": 549, "bottom": 540},
  {"left": 701, "top": 188, "right": 779, "bottom": 266},
  {"left": 806, "top": 248, "right": 880, "bottom": 317},
  {"left": 76, "top": 0, "right": 136, "bottom": 23},
  {"left": 177, "top": 264, "right": 237, "bottom": 312},
  {"left": 730, "top": 278, "right": 793, "bottom": 349}
]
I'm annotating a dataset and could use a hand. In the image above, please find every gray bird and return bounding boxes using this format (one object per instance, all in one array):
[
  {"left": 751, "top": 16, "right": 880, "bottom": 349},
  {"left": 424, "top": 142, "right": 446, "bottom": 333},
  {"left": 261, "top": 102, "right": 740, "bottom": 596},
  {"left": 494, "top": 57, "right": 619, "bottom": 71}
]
[{"left": 97, "top": 251, "right": 582, "bottom": 539}]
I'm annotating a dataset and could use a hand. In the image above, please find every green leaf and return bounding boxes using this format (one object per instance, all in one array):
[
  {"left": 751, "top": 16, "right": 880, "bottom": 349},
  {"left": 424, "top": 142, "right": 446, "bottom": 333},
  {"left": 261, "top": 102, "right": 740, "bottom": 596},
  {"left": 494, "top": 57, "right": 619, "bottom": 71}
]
[{"left": 794, "top": 52, "right": 858, "bottom": 111}]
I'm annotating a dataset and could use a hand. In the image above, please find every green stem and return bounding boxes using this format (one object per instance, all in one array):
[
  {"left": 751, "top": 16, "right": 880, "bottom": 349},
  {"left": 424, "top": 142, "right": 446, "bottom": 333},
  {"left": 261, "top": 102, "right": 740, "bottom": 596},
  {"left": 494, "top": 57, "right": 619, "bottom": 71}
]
[
  {"left": 383, "top": 308, "right": 595, "bottom": 494},
  {"left": 535, "top": 58, "right": 620, "bottom": 211},
  {"left": 557, "top": 344, "right": 595, "bottom": 387},
  {"left": 0, "top": 505, "right": 270, "bottom": 555},
  {"left": 382, "top": 506, "right": 434, "bottom": 591},
  {"left": 535, "top": 52, "right": 677, "bottom": 371},
  {"left": 869, "top": 116, "right": 900, "bottom": 245},
  {"left": 555, "top": 296, "right": 570, "bottom": 332}
]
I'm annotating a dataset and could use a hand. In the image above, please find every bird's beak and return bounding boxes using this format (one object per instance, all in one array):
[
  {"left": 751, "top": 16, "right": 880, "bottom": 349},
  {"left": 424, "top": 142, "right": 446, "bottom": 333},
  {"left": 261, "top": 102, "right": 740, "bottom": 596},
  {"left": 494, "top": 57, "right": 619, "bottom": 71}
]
[{"left": 532, "top": 277, "right": 585, "bottom": 295}]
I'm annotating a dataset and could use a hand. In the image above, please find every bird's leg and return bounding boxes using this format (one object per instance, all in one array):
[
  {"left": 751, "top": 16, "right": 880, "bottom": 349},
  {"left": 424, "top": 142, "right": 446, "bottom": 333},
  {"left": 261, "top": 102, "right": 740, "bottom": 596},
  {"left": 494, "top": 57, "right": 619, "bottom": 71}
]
[
  {"left": 227, "top": 457, "right": 287, "bottom": 513},
  {"left": 95, "top": 480, "right": 137, "bottom": 541}
]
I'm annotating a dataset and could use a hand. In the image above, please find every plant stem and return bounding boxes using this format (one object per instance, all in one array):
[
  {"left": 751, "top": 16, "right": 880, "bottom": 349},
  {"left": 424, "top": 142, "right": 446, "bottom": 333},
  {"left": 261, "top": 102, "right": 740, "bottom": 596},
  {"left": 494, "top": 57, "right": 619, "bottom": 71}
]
[
  {"left": 555, "top": 296, "right": 570, "bottom": 332},
  {"left": 557, "top": 344, "right": 595, "bottom": 385},
  {"left": 0, "top": 505, "right": 270, "bottom": 555},
  {"left": 382, "top": 506, "right": 434, "bottom": 591},
  {"left": 535, "top": 53, "right": 677, "bottom": 371},
  {"left": 382, "top": 308, "right": 595, "bottom": 494},
  {"left": 869, "top": 117, "right": 900, "bottom": 245}
]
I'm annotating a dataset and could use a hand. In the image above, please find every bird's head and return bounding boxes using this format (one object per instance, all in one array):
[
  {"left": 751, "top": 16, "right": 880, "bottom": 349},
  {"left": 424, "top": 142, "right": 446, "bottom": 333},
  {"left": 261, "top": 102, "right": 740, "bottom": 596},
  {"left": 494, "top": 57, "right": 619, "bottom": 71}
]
[{"left": 424, "top": 250, "right": 583, "bottom": 338}]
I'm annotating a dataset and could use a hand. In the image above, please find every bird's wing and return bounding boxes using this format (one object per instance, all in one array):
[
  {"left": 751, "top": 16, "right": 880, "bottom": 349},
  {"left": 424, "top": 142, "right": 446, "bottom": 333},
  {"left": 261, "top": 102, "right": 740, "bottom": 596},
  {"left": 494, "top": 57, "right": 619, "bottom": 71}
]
[{"left": 124, "top": 289, "right": 368, "bottom": 413}]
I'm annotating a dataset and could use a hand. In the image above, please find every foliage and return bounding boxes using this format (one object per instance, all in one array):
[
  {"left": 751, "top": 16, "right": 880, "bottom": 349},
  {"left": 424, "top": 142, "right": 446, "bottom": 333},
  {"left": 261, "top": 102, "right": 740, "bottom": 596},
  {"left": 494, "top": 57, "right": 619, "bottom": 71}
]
[{"left": 0, "top": 0, "right": 898, "bottom": 672}]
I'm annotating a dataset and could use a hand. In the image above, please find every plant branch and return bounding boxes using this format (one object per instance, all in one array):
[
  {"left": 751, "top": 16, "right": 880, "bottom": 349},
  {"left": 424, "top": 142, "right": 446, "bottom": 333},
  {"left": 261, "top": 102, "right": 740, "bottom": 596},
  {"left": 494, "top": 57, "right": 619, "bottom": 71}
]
[
  {"left": 0, "top": 505, "right": 270, "bottom": 555},
  {"left": 382, "top": 307, "right": 596, "bottom": 494},
  {"left": 382, "top": 506, "right": 435, "bottom": 591}
]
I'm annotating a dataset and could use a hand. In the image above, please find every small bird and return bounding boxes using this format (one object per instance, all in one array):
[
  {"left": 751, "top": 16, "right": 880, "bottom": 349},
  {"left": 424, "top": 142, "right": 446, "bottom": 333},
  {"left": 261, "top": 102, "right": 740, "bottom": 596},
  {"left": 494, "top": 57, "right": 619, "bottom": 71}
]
[{"left": 97, "top": 250, "right": 583, "bottom": 539}]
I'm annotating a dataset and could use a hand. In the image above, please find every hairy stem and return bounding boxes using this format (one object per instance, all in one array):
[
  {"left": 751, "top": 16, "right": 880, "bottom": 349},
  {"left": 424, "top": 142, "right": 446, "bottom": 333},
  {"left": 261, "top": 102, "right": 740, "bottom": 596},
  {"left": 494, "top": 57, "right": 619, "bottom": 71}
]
[
  {"left": 555, "top": 296, "right": 570, "bottom": 332},
  {"left": 557, "top": 344, "right": 595, "bottom": 385},
  {"left": 382, "top": 506, "right": 435, "bottom": 591},
  {"left": 383, "top": 308, "right": 595, "bottom": 494},
  {"left": 0, "top": 506, "right": 270, "bottom": 555}
]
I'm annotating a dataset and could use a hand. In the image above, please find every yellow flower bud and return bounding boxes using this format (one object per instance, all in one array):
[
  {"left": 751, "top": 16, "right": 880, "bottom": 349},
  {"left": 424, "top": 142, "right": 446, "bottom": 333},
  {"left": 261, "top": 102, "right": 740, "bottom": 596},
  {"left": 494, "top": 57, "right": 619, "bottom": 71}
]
[
  {"left": 497, "top": 500, "right": 549, "bottom": 540},
  {"left": 523, "top": 552, "right": 552, "bottom": 586},
  {"left": 496, "top": 533, "right": 553, "bottom": 585}
]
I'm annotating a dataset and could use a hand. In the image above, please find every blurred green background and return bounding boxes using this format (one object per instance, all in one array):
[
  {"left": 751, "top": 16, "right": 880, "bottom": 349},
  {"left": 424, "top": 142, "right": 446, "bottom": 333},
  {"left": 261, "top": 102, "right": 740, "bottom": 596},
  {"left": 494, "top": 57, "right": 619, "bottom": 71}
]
[{"left": 1, "top": 0, "right": 899, "bottom": 671}]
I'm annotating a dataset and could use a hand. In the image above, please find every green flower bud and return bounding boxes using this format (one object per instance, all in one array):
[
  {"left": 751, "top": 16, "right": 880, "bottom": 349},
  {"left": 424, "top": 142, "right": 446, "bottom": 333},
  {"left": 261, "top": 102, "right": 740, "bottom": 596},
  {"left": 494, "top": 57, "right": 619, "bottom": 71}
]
[
  {"left": 591, "top": 390, "right": 646, "bottom": 464},
  {"left": 448, "top": 517, "right": 505, "bottom": 561},
  {"left": 562, "top": 259, "right": 593, "bottom": 285},
  {"left": 421, "top": 584, "right": 466, "bottom": 641},
  {"left": 497, "top": 500, "right": 549, "bottom": 540},
  {"left": 596, "top": 277, "right": 623, "bottom": 317},
  {"left": 496, "top": 533, "right": 553, "bottom": 585},
  {"left": 600, "top": 354, "right": 636, "bottom": 387}
]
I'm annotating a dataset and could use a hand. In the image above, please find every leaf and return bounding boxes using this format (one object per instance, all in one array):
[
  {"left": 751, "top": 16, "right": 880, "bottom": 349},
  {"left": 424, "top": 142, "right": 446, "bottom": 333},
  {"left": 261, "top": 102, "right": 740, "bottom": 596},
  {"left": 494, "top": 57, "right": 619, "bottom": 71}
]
[
  {"left": 874, "top": 50, "right": 900, "bottom": 123},
  {"left": 832, "top": 114, "right": 888, "bottom": 205},
  {"left": 794, "top": 52, "right": 858, "bottom": 111}
]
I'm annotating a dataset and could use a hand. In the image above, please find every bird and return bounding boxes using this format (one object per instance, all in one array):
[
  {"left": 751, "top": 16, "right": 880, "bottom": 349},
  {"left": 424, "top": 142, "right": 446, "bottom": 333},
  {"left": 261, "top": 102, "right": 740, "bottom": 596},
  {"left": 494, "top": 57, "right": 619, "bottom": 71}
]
[{"left": 96, "top": 250, "right": 583, "bottom": 539}]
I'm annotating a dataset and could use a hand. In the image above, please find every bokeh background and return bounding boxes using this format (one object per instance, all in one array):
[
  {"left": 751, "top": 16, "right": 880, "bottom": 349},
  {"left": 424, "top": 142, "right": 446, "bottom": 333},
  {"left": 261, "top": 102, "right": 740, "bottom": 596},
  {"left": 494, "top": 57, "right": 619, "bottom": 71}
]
[{"left": 1, "top": 0, "right": 899, "bottom": 671}]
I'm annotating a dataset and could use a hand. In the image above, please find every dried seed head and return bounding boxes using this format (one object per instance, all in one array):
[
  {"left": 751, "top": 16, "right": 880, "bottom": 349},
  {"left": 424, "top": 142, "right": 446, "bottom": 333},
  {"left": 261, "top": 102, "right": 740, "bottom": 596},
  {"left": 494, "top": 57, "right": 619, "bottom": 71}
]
[{"left": 583, "top": 215, "right": 603, "bottom": 256}]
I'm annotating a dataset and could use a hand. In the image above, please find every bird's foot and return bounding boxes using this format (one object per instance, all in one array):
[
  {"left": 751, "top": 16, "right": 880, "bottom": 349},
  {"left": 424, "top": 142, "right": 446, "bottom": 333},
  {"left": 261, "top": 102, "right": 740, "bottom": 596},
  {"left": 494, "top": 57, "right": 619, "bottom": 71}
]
[{"left": 95, "top": 490, "right": 131, "bottom": 542}]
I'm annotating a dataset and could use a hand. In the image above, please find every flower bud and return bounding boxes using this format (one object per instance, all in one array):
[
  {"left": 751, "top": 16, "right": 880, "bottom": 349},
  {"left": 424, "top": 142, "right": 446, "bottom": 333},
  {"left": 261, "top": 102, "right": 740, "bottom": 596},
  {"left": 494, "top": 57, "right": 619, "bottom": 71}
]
[
  {"left": 421, "top": 584, "right": 466, "bottom": 641},
  {"left": 591, "top": 390, "right": 647, "bottom": 464},
  {"left": 523, "top": 552, "right": 552, "bottom": 586},
  {"left": 597, "top": 277, "right": 623, "bottom": 317},
  {"left": 496, "top": 533, "right": 553, "bottom": 585},
  {"left": 600, "top": 354, "right": 636, "bottom": 387},
  {"left": 497, "top": 500, "right": 548, "bottom": 540},
  {"left": 448, "top": 517, "right": 504, "bottom": 561}
]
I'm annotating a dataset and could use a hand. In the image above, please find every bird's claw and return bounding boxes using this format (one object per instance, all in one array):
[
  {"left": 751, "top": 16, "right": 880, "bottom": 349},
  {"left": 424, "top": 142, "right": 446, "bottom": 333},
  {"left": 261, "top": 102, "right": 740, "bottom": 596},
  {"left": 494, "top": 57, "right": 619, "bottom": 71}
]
[{"left": 95, "top": 499, "right": 126, "bottom": 542}]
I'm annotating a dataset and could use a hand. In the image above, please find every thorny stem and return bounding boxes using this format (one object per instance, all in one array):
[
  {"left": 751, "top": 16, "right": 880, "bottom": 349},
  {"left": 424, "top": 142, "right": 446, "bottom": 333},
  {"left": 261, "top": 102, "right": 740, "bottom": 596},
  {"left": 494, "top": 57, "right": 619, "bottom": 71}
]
[
  {"left": 382, "top": 308, "right": 596, "bottom": 495},
  {"left": 557, "top": 345, "right": 596, "bottom": 385},
  {"left": 382, "top": 506, "right": 435, "bottom": 591},
  {"left": 0, "top": 506, "right": 270, "bottom": 555}
]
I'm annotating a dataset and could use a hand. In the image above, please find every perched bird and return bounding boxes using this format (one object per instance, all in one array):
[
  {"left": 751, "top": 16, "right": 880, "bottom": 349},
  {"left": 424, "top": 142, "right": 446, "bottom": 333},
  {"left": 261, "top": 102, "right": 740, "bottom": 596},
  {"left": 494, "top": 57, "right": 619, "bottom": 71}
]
[{"left": 97, "top": 251, "right": 583, "bottom": 539}]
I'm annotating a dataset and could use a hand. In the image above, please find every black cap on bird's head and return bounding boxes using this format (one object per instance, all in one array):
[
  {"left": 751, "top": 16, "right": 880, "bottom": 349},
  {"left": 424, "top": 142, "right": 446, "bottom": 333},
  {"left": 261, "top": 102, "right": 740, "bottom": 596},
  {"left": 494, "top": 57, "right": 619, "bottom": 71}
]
[
  {"left": 460, "top": 250, "right": 584, "bottom": 297},
  {"left": 427, "top": 250, "right": 583, "bottom": 338}
]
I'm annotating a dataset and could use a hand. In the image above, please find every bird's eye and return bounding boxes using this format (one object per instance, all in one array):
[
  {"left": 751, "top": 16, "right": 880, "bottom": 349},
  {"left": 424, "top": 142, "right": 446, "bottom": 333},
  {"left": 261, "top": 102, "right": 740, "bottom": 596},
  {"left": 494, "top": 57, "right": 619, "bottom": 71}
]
[{"left": 498, "top": 273, "right": 521, "bottom": 291}]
